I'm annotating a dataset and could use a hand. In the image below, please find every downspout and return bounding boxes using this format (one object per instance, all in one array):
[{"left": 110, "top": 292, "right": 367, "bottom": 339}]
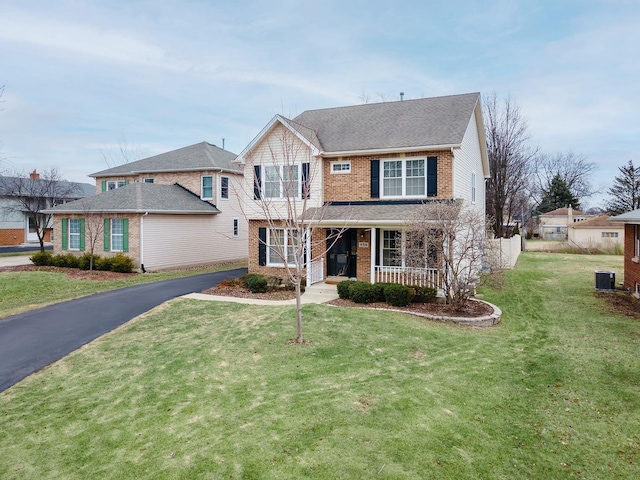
[{"left": 140, "top": 212, "right": 148, "bottom": 272}]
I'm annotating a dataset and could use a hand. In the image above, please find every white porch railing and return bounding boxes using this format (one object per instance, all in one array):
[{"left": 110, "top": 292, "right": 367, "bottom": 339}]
[
  {"left": 306, "top": 258, "right": 325, "bottom": 285},
  {"left": 374, "top": 266, "right": 441, "bottom": 289}
]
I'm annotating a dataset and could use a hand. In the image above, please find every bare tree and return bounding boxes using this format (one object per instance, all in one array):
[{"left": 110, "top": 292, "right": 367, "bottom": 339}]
[
  {"left": 83, "top": 210, "right": 106, "bottom": 271},
  {"left": 101, "top": 136, "right": 148, "bottom": 168},
  {"left": 402, "top": 201, "right": 489, "bottom": 311},
  {"left": 243, "top": 122, "right": 347, "bottom": 344},
  {"left": 3, "top": 168, "right": 80, "bottom": 252},
  {"left": 532, "top": 151, "right": 597, "bottom": 207},
  {"left": 483, "top": 93, "right": 537, "bottom": 238}
]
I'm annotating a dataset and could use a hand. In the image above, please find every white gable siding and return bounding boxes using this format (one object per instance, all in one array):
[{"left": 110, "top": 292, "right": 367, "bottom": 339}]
[
  {"left": 453, "top": 111, "right": 485, "bottom": 217},
  {"left": 242, "top": 123, "right": 323, "bottom": 220},
  {"left": 142, "top": 214, "right": 247, "bottom": 271}
]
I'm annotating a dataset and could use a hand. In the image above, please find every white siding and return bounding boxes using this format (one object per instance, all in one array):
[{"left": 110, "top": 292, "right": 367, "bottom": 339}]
[
  {"left": 142, "top": 214, "right": 247, "bottom": 271},
  {"left": 452, "top": 111, "right": 485, "bottom": 218},
  {"left": 0, "top": 198, "right": 28, "bottom": 228},
  {"left": 568, "top": 226, "right": 624, "bottom": 248},
  {"left": 242, "top": 123, "right": 323, "bottom": 220}
]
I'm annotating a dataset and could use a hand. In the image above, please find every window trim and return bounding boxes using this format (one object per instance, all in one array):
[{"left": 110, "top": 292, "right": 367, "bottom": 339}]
[
  {"left": 471, "top": 171, "right": 477, "bottom": 204},
  {"left": 330, "top": 161, "right": 351, "bottom": 174},
  {"left": 380, "top": 158, "right": 427, "bottom": 198},
  {"left": 110, "top": 218, "right": 124, "bottom": 252},
  {"left": 220, "top": 176, "right": 229, "bottom": 200},
  {"left": 261, "top": 164, "right": 301, "bottom": 200},
  {"left": 69, "top": 219, "right": 81, "bottom": 251},
  {"left": 201, "top": 175, "right": 213, "bottom": 200},
  {"left": 107, "top": 180, "right": 126, "bottom": 191},
  {"left": 267, "top": 228, "right": 298, "bottom": 266}
]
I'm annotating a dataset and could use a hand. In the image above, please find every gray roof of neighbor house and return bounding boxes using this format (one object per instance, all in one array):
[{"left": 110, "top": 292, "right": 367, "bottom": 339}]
[
  {"left": 90, "top": 142, "right": 240, "bottom": 178},
  {"left": 42, "top": 183, "right": 221, "bottom": 215},
  {"left": 611, "top": 209, "right": 640, "bottom": 223},
  {"left": 0, "top": 175, "right": 95, "bottom": 198},
  {"left": 289, "top": 92, "right": 481, "bottom": 153}
]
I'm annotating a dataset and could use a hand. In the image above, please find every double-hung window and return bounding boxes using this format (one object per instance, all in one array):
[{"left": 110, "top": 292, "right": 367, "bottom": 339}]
[
  {"left": 382, "top": 230, "right": 401, "bottom": 266},
  {"left": 267, "top": 228, "right": 298, "bottom": 266},
  {"left": 69, "top": 219, "right": 81, "bottom": 250},
  {"left": 220, "top": 176, "right": 229, "bottom": 200},
  {"left": 264, "top": 165, "right": 300, "bottom": 199},
  {"left": 107, "top": 180, "right": 126, "bottom": 190},
  {"left": 202, "top": 176, "right": 213, "bottom": 199},
  {"left": 382, "top": 159, "right": 426, "bottom": 197},
  {"left": 111, "top": 219, "right": 124, "bottom": 252}
]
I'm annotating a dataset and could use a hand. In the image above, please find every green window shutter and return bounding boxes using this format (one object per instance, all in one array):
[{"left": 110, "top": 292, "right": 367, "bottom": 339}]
[
  {"left": 104, "top": 219, "right": 110, "bottom": 251},
  {"left": 61, "top": 218, "right": 68, "bottom": 250},
  {"left": 101, "top": 181, "right": 106, "bottom": 192},
  {"left": 124, "top": 180, "right": 130, "bottom": 185},
  {"left": 122, "top": 219, "right": 129, "bottom": 252},
  {"left": 79, "top": 219, "right": 85, "bottom": 251}
]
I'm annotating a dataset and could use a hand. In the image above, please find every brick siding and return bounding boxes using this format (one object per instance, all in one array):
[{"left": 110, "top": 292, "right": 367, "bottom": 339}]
[{"left": 623, "top": 224, "right": 640, "bottom": 292}]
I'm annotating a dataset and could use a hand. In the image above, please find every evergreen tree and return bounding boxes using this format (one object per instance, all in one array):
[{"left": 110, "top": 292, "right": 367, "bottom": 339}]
[
  {"left": 537, "top": 175, "right": 579, "bottom": 213},
  {"left": 606, "top": 160, "right": 640, "bottom": 214}
]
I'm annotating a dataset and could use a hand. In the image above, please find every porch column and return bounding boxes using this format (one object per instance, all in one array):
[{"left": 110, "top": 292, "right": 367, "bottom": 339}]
[{"left": 370, "top": 227, "right": 376, "bottom": 283}]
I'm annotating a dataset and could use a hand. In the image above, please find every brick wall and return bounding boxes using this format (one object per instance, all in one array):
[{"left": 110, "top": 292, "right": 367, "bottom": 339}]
[
  {"left": 623, "top": 224, "right": 640, "bottom": 292},
  {"left": 354, "top": 228, "right": 372, "bottom": 282},
  {"left": 0, "top": 229, "right": 25, "bottom": 246},
  {"left": 94, "top": 171, "right": 227, "bottom": 199},
  {"left": 323, "top": 150, "right": 454, "bottom": 202}
]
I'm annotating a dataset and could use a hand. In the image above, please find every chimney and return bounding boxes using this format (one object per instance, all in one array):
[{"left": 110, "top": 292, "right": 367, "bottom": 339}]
[
  {"left": 29, "top": 170, "right": 40, "bottom": 180},
  {"left": 567, "top": 204, "right": 573, "bottom": 224}
]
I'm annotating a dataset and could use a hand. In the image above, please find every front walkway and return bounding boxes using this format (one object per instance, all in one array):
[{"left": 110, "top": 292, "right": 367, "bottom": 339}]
[{"left": 184, "top": 281, "right": 339, "bottom": 305}]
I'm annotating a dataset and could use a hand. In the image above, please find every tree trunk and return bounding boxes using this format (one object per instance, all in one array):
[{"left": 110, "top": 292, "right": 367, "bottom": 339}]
[{"left": 295, "top": 279, "right": 303, "bottom": 343}]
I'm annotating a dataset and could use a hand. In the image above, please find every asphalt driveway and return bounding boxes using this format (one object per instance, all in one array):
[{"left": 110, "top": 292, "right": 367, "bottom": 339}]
[{"left": 0, "top": 267, "right": 246, "bottom": 392}]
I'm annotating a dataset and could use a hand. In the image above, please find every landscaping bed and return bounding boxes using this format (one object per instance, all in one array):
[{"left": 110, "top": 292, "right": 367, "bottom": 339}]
[{"left": 0, "top": 264, "right": 135, "bottom": 280}]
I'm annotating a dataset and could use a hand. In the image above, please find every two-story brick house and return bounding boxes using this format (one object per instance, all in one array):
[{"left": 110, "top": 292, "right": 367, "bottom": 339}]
[
  {"left": 237, "top": 92, "right": 489, "bottom": 287},
  {"left": 44, "top": 142, "right": 247, "bottom": 271}
]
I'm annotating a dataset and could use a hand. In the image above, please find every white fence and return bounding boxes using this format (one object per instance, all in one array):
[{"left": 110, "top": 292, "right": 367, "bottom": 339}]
[
  {"left": 374, "top": 266, "right": 441, "bottom": 289},
  {"left": 488, "top": 234, "right": 521, "bottom": 269}
]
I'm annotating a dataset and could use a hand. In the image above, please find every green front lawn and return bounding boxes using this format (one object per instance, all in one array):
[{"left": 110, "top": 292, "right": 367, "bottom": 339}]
[
  {"left": 0, "top": 253, "right": 638, "bottom": 479},
  {"left": 0, "top": 262, "right": 246, "bottom": 318}
]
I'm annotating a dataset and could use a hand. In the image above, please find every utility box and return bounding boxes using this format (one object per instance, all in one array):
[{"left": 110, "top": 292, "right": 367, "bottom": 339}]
[{"left": 594, "top": 271, "right": 616, "bottom": 291}]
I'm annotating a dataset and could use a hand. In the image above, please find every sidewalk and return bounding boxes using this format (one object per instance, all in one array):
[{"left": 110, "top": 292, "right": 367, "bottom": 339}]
[
  {"left": 183, "top": 281, "right": 339, "bottom": 305},
  {"left": 0, "top": 255, "right": 33, "bottom": 267}
]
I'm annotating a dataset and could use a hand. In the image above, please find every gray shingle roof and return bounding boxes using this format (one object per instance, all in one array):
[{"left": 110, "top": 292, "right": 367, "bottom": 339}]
[
  {"left": 0, "top": 175, "right": 94, "bottom": 197},
  {"left": 303, "top": 202, "right": 444, "bottom": 225},
  {"left": 290, "top": 92, "right": 480, "bottom": 153},
  {"left": 42, "top": 183, "right": 220, "bottom": 215},
  {"left": 90, "top": 142, "right": 240, "bottom": 177},
  {"left": 611, "top": 209, "right": 640, "bottom": 223}
]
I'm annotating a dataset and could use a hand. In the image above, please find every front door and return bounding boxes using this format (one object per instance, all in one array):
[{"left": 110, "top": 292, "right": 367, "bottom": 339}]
[{"left": 327, "top": 229, "right": 357, "bottom": 278}]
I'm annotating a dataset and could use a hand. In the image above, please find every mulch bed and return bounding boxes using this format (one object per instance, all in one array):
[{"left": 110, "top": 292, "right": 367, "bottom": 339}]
[
  {"left": 203, "top": 284, "right": 493, "bottom": 318},
  {"left": 0, "top": 264, "right": 136, "bottom": 280},
  {"left": 594, "top": 290, "right": 640, "bottom": 320}
]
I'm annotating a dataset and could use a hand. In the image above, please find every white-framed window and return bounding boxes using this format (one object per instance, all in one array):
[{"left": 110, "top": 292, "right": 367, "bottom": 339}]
[
  {"left": 111, "top": 219, "right": 124, "bottom": 252},
  {"left": 471, "top": 172, "right": 477, "bottom": 203},
  {"left": 330, "top": 161, "right": 351, "bottom": 174},
  {"left": 380, "top": 229, "right": 438, "bottom": 268},
  {"left": 233, "top": 218, "right": 239, "bottom": 237},
  {"left": 201, "top": 175, "right": 213, "bottom": 199},
  {"left": 69, "top": 219, "right": 81, "bottom": 250},
  {"left": 601, "top": 232, "right": 619, "bottom": 238},
  {"left": 382, "top": 159, "right": 425, "bottom": 197},
  {"left": 107, "top": 180, "right": 126, "bottom": 190},
  {"left": 144, "top": 178, "right": 154, "bottom": 184},
  {"left": 382, "top": 230, "right": 401, "bottom": 266},
  {"left": 220, "top": 176, "right": 229, "bottom": 200},
  {"left": 263, "top": 164, "right": 300, "bottom": 199},
  {"left": 267, "top": 228, "right": 299, "bottom": 266}
]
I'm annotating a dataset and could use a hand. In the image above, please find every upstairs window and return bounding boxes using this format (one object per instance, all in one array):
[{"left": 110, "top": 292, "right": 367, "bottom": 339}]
[
  {"left": 107, "top": 180, "right": 126, "bottom": 190},
  {"left": 202, "top": 176, "right": 213, "bottom": 199},
  {"left": 381, "top": 158, "right": 429, "bottom": 197},
  {"left": 471, "top": 172, "right": 477, "bottom": 203},
  {"left": 331, "top": 161, "right": 351, "bottom": 174},
  {"left": 144, "top": 178, "right": 154, "bottom": 183},
  {"left": 220, "top": 176, "right": 229, "bottom": 199},
  {"left": 264, "top": 165, "right": 300, "bottom": 199}
]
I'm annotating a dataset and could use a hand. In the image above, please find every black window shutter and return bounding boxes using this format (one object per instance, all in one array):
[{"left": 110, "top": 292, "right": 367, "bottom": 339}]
[
  {"left": 254, "top": 165, "right": 262, "bottom": 199},
  {"left": 302, "top": 163, "right": 310, "bottom": 199},
  {"left": 370, "top": 160, "right": 380, "bottom": 198},
  {"left": 258, "top": 227, "right": 267, "bottom": 266},
  {"left": 427, "top": 157, "right": 438, "bottom": 197}
]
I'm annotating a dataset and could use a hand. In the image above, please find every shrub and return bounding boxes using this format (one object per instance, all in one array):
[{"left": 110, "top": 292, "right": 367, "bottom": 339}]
[
  {"left": 372, "top": 283, "right": 392, "bottom": 302},
  {"left": 337, "top": 280, "right": 356, "bottom": 300},
  {"left": 383, "top": 284, "right": 412, "bottom": 307},
  {"left": 349, "top": 281, "right": 378, "bottom": 304},
  {"left": 410, "top": 285, "right": 437, "bottom": 303},
  {"left": 110, "top": 254, "right": 134, "bottom": 273},
  {"left": 52, "top": 253, "right": 80, "bottom": 268},
  {"left": 95, "top": 256, "right": 113, "bottom": 271},
  {"left": 78, "top": 252, "right": 101, "bottom": 270},
  {"left": 30, "top": 251, "right": 53, "bottom": 266},
  {"left": 244, "top": 273, "right": 268, "bottom": 293}
]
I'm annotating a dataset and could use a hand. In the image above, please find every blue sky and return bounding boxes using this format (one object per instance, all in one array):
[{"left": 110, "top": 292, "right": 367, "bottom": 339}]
[{"left": 1, "top": 0, "right": 638, "bottom": 208}]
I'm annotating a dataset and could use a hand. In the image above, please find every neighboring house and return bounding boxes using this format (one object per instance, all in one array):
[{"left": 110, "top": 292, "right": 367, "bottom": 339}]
[
  {"left": 567, "top": 215, "right": 624, "bottom": 249},
  {"left": 0, "top": 171, "right": 94, "bottom": 246},
  {"left": 536, "top": 206, "right": 591, "bottom": 240},
  {"left": 610, "top": 209, "right": 640, "bottom": 294},
  {"left": 236, "top": 92, "right": 489, "bottom": 288},
  {"left": 44, "top": 142, "right": 247, "bottom": 271}
]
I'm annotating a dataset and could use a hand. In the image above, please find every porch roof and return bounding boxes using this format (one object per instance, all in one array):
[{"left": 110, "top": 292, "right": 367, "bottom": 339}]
[{"left": 303, "top": 202, "right": 439, "bottom": 226}]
